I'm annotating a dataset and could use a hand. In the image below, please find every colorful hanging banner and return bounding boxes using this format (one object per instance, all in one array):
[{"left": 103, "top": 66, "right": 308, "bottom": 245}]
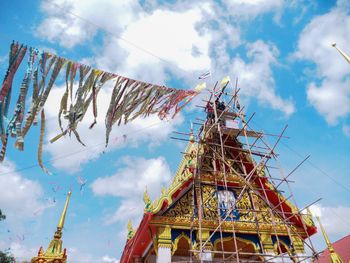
[{"left": 0, "top": 41, "right": 203, "bottom": 172}]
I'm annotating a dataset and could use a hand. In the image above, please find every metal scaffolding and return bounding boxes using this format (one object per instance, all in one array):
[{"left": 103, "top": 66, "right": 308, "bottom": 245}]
[{"left": 171, "top": 79, "right": 319, "bottom": 262}]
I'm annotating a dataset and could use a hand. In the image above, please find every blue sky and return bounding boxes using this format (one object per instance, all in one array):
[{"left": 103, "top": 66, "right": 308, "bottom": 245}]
[{"left": 0, "top": 0, "right": 350, "bottom": 262}]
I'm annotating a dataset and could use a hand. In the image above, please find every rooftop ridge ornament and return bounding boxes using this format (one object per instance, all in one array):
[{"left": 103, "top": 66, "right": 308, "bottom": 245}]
[
  {"left": 332, "top": 42, "right": 350, "bottom": 64},
  {"left": 143, "top": 187, "right": 153, "bottom": 213},
  {"left": 127, "top": 220, "right": 135, "bottom": 240}
]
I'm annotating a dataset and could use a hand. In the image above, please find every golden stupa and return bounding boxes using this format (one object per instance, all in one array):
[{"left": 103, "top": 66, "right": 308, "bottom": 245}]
[{"left": 31, "top": 191, "right": 71, "bottom": 263}]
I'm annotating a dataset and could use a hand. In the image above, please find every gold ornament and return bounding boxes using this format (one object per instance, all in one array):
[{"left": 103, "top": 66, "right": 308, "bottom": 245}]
[
  {"left": 143, "top": 187, "right": 153, "bottom": 213},
  {"left": 127, "top": 220, "right": 135, "bottom": 240}
]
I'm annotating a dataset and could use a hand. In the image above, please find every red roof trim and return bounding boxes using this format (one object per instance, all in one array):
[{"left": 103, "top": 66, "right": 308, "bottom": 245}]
[{"left": 120, "top": 213, "right": 153, "bottom": 263}]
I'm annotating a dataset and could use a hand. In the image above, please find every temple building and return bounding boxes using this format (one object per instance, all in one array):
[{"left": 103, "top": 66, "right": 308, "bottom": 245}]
[
  {"left": 120, "top": 86, "right": 318, "bottom": 263},
  {"left": 31, "top": 191, "right": 71, "bottom": 263}
]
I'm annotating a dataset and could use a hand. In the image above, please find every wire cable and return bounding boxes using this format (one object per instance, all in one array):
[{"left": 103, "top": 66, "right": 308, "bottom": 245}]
[
  {"left": 0, "top": 108, "right": 198, "bottom": 176},
  {"left": 250, "top": 118, "right": 350, "bottom": 193},
  {"left": 279, "top": 140, "right": 350, "bottom": 193},
  {"left": 0, "top": 120, "right": 164, "bottom": 176}
]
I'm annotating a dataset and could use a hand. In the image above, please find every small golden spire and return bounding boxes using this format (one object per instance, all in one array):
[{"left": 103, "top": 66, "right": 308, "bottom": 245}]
[
  {"left": 316, "top": 216, "right": 343, "bottom": 263},
  {"left": 332, "top": 42, "right": 350, "bottom": 64},
  {"left": 57, "top": 191, "right": 71, "bottom": 231}
]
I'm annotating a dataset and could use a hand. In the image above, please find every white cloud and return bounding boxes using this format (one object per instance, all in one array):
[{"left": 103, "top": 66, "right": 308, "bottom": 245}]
[
  {"left": 307, "top": 79, "right": 350, "bottom": 124},
  {"left": 0, "top": 242, "right": 37, "bottom": 262},
  {"left": 295, "top": 8, "right": 350, "bottom": 80},
  {"left": 36, "top": 0, "right": 212, "bottom": 82},
  {"left": 92, "top": 156, "right": 171, "bottom": 198},
  {"left": 118, "top": 8, "right": 211, "bottom": 72},
  {"left": 223, "top": 0, "right": 284, "bottom": 21},
  {"left": 94, "top": 5, "right": 213, "bottom": 85},
  {"left": 36, "top": 0, "right": 141, "bottom": 48},
  {"left": 67, "top": 247, "right": 95, "bottom": 263},
  {"left": 0, "top": 161, "right": 53, "bottom": 261},
  {"left": 230, "top": 40, "right": 295, "bottom": 116},
  {"left": 0, "top": 160, "right": 47, "bottom": 219},
  {"left": 295, "top": 3, "right": 350, "bottom": 126},
  {"left": 310, "top": 204, "right": 350, "bottom": 237},
  {"left": 102, "top": 255, "right": 120, "bottom": 263},
  {"left": 44, "top": 84, "right": 183, "bottom": 173},
  {"left": 37, "top": 0, "right": 294, "bottom": 121},
  {"left": 91, "top": 156, "right": 171, "bottom": 225},
  {"left": 105, "top": 199, "right": 145, "bottom": 225},
  {"left": 31, "top": 0, "right": 304, "bottom": 180}
]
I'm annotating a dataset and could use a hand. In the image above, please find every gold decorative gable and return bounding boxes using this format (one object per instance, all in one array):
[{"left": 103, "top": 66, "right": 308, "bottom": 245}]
[
  {"left": 164, "top": 190, "right": 193, "bottom": 217},
  {"left": 160, "top": 183, "right": 286, "bottom": 227}
]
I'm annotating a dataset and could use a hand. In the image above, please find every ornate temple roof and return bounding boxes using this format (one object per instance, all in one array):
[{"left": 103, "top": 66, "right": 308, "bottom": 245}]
[
  {"left": 120, "top": 138, "right": 317, "bottom": 262},
  {"left": 120, "top": 81, "right": 319, "bottom": 262}
]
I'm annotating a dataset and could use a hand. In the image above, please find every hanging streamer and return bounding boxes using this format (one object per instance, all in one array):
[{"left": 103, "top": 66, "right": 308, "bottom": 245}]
[
  {"left": 0, "top": 42, "right": 27, "bottom": 139},
  {"left": 0, "top": 41, "right": 203, "bottom": 172},
  {"left": 38, "top": 108, "right": 51, "bottom": 175},
  {"left": 14, "top": 47, "right": 39, "bottom": 150}
]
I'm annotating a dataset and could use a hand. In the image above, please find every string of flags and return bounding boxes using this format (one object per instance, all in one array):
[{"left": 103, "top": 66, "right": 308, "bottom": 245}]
[{"left": 0, "top": 41, "right": 205, "bottom": 173}]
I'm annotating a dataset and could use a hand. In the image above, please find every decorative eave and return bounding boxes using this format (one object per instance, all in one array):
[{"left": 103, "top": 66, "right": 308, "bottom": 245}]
[{"left": 150, "top": 216, "right": 310, "bottom": 237}]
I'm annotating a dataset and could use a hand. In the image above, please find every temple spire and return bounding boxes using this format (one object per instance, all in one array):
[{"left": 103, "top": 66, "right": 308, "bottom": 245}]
[
  {"left": 332, "top": 42, "right": 350, "bottom": 64},
  {"left": 57, "top": 191, "right": 71, "bottom": 231},
  {"left": 31, "top": 191, "right": 72, "bottom": 263},
  {"left": 316, "top": 216, "right": 343, "bottom": 263}
]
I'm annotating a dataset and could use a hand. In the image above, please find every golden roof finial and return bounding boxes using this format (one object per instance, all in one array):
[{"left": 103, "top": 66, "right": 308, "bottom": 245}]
[
  {"left": 316, "top": 216, "right": 344, "bottom": 263},
  {"left": 302, "top": 208, "right": 316, "bottom": 227},
  {"left": 127, "top": 220, "right": 135, "bottom": 240},
  {"left": 189, "top": 121, "right": 195, "bottom": 143},
  {"left": 307, "top": 207, "right": 312, "bottom": 217},
  {"left": 257, "top": 162, "right": 266, "bottom": 177},
  {"left": 332, "top": 42, "right": 350, "bottom": 64},
  {"left": 161, "top": 186, "right": 167, "bottom": 196},
  {"left": 143, "top": 187, "right": 153, "bottom": 213}
]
